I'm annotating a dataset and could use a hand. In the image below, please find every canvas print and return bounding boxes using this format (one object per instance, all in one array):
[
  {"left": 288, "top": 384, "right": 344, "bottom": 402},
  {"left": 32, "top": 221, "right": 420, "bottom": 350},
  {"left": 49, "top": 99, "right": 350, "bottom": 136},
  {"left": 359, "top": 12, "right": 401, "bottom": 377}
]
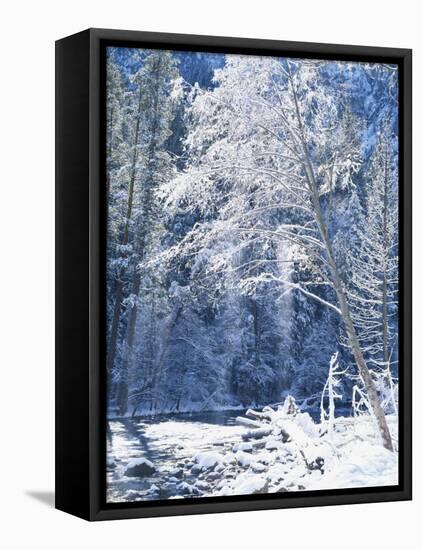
[{"left": 105, "top": 46, "right": 399, "bottom": 503}]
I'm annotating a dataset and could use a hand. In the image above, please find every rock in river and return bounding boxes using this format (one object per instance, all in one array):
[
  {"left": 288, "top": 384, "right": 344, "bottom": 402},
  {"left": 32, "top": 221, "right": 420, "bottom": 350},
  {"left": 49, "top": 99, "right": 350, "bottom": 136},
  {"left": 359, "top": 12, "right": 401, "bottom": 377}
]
[{"left": 125, "top": 457, "right": 156, "bottom": 477}]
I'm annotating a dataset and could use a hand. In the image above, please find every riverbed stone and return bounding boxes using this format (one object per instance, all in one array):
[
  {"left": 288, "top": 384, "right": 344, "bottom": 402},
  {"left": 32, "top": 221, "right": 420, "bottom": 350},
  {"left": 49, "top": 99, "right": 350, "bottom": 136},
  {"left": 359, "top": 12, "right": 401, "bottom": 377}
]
[
  {"left": 125, "top": 460, "right": 155, "bottom": 477},
  {"left": 169, "top": 467, "right": 184, "bottom": 479},
  {"left": 195, "top": 480, "right": 210, "bottom": 491},
  {"left": 177, "top": 481, "right": 200, "bottom": 495},
  {"left": 251, "top": 462, "right": 267, "bottom": 473}
]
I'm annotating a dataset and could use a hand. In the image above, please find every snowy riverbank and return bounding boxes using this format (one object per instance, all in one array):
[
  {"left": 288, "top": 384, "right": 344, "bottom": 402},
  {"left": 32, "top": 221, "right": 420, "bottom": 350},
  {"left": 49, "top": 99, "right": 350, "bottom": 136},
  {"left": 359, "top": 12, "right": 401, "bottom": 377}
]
[{"left": 106, "top": 398, "right": 398, "bottom": 503}]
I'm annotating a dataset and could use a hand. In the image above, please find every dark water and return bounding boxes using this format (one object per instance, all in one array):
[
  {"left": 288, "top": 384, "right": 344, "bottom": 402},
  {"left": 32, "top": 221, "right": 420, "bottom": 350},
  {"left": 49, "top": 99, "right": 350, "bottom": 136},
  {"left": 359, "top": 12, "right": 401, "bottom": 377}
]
[
  {"left": 128, "top": 408, "right": 246, "bottom": 427},
  {"left": 110, "top": 403, "right": 352, "bottom": 426},
  {"left": 106, "top": 405, "right": 353, "bottom": 503}
]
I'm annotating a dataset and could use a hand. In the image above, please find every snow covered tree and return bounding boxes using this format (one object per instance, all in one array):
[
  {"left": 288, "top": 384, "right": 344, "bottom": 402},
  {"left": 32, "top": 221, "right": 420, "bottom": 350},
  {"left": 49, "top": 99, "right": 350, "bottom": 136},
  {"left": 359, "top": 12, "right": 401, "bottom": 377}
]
[
  {"left": 115, "top": 50, "right": 181, "bottom": 415},
  {"left": 104, "top": 49, "right": 399, "bottom": 453},
  {"left": 106, "top": 49, "right": 145, "bottom": 387},
  {"left": 105, "top": 49, "right": 182, "bottom": 414},
  {"left": 157, "top": 56, "right": 395, "bottom": 449}
]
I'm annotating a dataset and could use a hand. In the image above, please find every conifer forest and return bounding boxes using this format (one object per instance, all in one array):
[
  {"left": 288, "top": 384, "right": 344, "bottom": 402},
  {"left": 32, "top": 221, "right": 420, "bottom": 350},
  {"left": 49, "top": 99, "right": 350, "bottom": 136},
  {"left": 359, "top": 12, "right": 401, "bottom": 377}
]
[{"left": 105, "top": 46, "right": 400, "bottom": 502}]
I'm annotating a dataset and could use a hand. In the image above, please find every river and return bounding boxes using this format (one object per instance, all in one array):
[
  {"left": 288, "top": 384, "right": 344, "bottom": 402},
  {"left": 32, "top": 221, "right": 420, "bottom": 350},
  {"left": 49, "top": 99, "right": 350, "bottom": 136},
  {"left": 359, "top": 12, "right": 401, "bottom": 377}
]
[{"left": 106, "top": 406, "right": 352, "bottom": 503}]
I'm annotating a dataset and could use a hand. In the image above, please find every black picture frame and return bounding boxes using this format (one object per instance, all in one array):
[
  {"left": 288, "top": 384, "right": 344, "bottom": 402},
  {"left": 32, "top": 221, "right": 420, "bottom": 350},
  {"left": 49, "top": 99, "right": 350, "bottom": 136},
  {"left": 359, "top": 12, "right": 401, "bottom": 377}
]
[{"left": 55, "top": 28, "right": 412, "bottom": 521}]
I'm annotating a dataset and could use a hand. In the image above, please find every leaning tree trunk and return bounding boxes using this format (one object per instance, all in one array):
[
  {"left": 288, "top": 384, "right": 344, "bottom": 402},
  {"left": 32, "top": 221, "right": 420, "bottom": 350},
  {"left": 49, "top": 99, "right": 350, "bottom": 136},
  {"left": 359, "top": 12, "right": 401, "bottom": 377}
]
[
  {"left": 289, "top": 70, "right": 394, "bottom": 451},
  {"left": 335, "top": 285, "right": 394, "bottom": 450},
  {"left": 307, "top": 162, "right": 393, "bottom": 451},
  {"left": 289, "top": 73, "right": 393, "bottom": 451},
  {"left": 307, "top": 159, "right": 393, "bottom": 451}
]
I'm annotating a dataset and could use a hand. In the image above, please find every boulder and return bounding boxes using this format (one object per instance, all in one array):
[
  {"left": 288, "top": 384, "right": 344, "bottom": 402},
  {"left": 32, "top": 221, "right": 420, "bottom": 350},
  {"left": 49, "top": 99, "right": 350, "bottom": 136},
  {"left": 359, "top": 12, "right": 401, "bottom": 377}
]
[{"left": 125, "top": 458, "right": 155, "bottom": 477}]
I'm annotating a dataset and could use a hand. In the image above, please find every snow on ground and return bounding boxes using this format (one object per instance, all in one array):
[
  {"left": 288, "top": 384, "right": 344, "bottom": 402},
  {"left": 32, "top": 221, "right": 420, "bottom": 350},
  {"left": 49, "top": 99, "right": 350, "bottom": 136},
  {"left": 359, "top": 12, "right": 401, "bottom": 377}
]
[
  {"left": 209, "top": 411, "right": 398, "bottom": 497},
  {"left": 106, "top": 406, "right": 398, "bottom": 503},
  {"left": 144, "top": 419, "right": 247, "bottom": 451},
  {"left": 306, "top": 417, "right": 398, "bottom": 490}
]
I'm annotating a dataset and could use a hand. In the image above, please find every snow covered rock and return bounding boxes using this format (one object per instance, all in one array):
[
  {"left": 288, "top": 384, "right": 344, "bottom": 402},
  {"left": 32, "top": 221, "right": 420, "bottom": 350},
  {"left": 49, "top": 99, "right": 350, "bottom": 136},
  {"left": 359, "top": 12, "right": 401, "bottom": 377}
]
[
  {"left": 222, "top": 452, "right": 237, "bottom": 465},
  {"left": 205, "top": 471, "right": 221, "bottom": 481},
  {"left": 265, "top": 438, "right": 283, "bottom": 451},
  {"left": 236, "top": 451, "right": 253, "bottom": 467},
  {"left": 168, "top": 476, "right": 180, "bottom": 483},
  {"left": 305, "top": 456, "right": 325, "bottom": 473},
  {"left": 251, "top": 462, "right": 267, "bottom": 473},
  {"left": 177, "top": 481, "right": 199, "bottom": 495},
  {"left": 125, "top": 457, "right": 156, "bottom": 477},
  {"left": 168, "top": 467, "right": 184, "bottom": 479},
  {"left": 256, "top": 451, "right": 276, "bottom": 465},
  {"left": 194, "top": 451, "right": 224, "bottom": 471},
  {"left": 195, "top": 480, "right": 210, "bottom": 491},
  {"left": 233, "top": 442, "right": 253, "bottom": 453}
]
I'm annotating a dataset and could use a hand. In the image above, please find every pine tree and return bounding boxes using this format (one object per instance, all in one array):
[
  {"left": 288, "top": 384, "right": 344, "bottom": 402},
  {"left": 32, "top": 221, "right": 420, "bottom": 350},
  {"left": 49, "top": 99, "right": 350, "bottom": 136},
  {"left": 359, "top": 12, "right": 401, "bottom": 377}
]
[
  {"left": 116, "top": 50, "right": 181, "bottom": 415},
  {"left": 348, "top": 116, "right": 399, "bottom": 413},
  {"left": 106, "top": 50, "right": 145, "bottom": 391}
]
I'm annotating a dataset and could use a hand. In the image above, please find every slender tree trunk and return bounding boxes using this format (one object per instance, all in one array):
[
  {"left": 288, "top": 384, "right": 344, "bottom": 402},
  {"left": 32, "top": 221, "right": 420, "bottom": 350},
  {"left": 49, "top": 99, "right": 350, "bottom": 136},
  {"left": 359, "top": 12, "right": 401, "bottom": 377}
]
[
  {"left": 289, "top": 71, "right": 393, "bottom": 451},
  {"left": 117, "top": 270, "right": 141, "bottom": 415},
  {"left": 151, "top": 300, "right": 183, "bottom": 410}
]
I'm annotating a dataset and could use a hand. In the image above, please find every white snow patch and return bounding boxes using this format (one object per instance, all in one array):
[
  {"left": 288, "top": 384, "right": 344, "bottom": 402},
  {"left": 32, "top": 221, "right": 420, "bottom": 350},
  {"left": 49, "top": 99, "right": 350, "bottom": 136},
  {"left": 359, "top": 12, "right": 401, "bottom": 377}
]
[
  {"left": 229, "top": 472, "right": 268, "bottom": 495},
  {"left": 308, "top": 440, "right": 398, "bottom": 490}
]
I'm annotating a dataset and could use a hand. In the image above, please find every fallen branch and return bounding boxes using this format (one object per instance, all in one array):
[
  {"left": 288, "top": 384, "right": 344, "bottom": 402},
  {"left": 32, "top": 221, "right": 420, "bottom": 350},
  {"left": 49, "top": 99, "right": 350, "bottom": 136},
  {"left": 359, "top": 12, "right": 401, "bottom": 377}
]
[{"left": 246, "top": 409, "right": 272, "bottom": 423}]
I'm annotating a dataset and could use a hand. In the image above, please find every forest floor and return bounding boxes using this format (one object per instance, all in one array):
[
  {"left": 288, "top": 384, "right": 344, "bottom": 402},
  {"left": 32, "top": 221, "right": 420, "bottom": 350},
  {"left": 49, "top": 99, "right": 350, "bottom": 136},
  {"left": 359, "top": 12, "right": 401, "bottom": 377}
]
[{"left": 106, "top": 402, "right": 398, "bottom": 503}]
